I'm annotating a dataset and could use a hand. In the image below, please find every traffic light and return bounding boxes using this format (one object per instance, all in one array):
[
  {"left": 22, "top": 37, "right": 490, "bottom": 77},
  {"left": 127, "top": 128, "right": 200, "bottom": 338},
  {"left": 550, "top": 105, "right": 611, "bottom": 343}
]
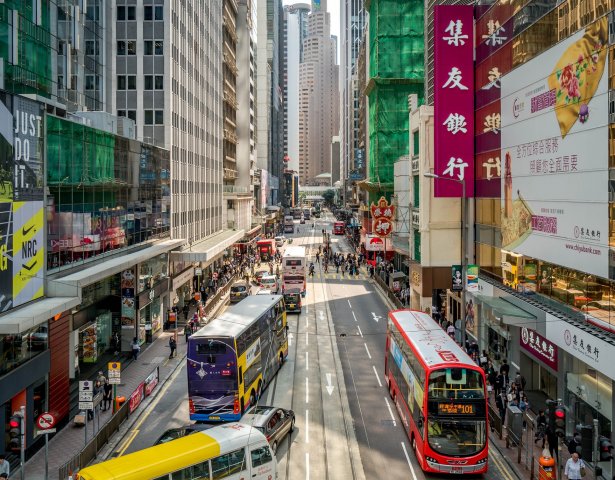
[
  {"left": 580, "top": 426, "right": 593, "bottom": 460},
  {"left": 554, "top": 406, "right": 566, "bottom": 438},
  {"left": 8, "top": 413, "right": 22, "bottom": 452},
  {"left": 599, "top": 436, "right": 614, "bottom": 462}
]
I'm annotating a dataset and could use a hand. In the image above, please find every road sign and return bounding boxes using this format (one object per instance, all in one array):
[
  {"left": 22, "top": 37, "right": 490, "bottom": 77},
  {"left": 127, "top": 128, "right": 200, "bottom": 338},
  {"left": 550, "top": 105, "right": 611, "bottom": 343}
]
[
  {"left": 108, "top": 361, "right": 121, "bottom": 384},
  {"left": 37, "top": 428, "right": 56, "bottom": 436},
  {"left": 79, "top": 380, "right": 92, "bottom": 392},
  {"left": 36, "top": 412, "right": 56, "bottom": 430},
  {"left": 79, "top": 402, "right": 94, "bottom": 411},
  {"left": 79, "top": 391, "right": 93, "bottom": 402},
  {"left": 195, "top": 268, "right": 203, "bottom": 276}
]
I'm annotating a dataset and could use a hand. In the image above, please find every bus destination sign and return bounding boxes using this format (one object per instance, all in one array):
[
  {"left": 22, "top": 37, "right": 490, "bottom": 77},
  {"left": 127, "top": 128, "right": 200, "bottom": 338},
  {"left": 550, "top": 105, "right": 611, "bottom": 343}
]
[{"left": 438, "top": 403, "right": 476, "bottom": 415}]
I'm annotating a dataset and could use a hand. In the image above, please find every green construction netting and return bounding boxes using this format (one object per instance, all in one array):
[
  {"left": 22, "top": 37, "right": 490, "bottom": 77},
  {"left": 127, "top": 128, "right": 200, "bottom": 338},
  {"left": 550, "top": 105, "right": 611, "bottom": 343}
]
[
  {"left": 369, "top": 0, "right": 425, "bottom": 80},
  {"left": 47, "top": 115, "right": 115, "bottom": 185}
]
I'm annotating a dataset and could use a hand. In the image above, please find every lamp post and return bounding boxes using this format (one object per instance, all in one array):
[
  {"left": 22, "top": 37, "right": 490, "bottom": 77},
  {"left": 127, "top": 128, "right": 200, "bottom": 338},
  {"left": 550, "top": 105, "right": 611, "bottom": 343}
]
[{"left": 424, "top": 172, "right": 467, "bottom": 350}]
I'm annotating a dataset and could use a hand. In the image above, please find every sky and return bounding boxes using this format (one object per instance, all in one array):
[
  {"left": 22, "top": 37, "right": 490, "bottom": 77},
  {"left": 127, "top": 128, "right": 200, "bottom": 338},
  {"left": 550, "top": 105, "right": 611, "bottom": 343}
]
[{"left": 282, "top": 0, "right": 341, "bottom": 63}]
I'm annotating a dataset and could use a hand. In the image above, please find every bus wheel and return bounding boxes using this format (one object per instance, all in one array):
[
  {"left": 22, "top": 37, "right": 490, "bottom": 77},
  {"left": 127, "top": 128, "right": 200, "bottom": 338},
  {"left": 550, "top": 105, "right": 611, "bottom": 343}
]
[
  {"left": 257, "top": 380, "right": 263, "bottom": 399},
  {"left": 412, "top": 435, "right": 417, "bottom": 453},
  {"left": 241, "top": 399, "right": 245, "bottom": 415},
  {"left": 272, "top": 440, "right": 278, "bottom": 456},
  {"left": 279, "top": 352, "right": 284, "bottom": 367},
  {"left": 250, "top": 390, "right": 256, "bottom": 406}
]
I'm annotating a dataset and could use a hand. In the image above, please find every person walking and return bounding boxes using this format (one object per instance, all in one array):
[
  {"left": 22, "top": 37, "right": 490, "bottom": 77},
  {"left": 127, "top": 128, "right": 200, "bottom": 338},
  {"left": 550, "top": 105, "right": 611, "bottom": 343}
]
[
  {"left": 102, "top": 380, "right": 113, "bottom": 412},
  {"left": 169, "top": 336, "right": 177, "bottom": 359},
  {"left": 185, "top": 324, "right": 191, "bottom": 343},
  {"left": 0, "top": 454, "right": 10, "bottom": 479},
  {"left": 131, "top": 337, "right": 140, "bottom": 360},
  {"left": 564, "top": 452, "right": 585, "bottom": 480}
]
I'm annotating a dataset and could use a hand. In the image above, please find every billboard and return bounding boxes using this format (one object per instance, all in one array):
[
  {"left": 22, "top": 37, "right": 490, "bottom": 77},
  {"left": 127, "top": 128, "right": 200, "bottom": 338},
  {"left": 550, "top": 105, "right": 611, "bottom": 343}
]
[
  {"left": 434, "top": 6, "right": 475, "bottom": 197},
  {"left": 501, "top": 18, "right": 609, "bottom": 278},
  {"left": 0, "top": 93, "right": 45, "bottom": 311}
]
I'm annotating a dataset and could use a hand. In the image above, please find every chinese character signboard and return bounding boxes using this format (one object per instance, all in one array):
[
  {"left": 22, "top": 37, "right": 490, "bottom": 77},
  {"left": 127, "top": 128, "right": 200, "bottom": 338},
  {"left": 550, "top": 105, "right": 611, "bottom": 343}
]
[
  {"left": 501, "top": 18, "right": 608, "bottom": 277},
  {"left": 370, "top": 197, "right": 395, "bottom": 238},
  {"left": 520, "top": 327, "right": 557, "bottom": 371},
  {"left": 434, "top": 6, "right": 475, "bottom": 197}
]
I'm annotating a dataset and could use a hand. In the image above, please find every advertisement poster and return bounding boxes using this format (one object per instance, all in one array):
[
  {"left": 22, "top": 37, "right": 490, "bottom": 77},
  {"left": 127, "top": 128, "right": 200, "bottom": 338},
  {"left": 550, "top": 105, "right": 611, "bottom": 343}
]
[
  {"left": 501, "top": 18, "right": 609, "bottom": 278},
  {"left": 466, "top": 265, "right": 479, "bottom": 292},
  {"left": 451, "top": 265, "right": 463, "bottom": 291},
  {"left": 0, "top": 93, "right": 45, "bottom": 311},
  {"left": 81, "top": 324, "right": 98, "bottom": 363},
  {"left": 121, "top": 269, "right": 136, "bottom": 326},
  {"left": 434, "top": 5, "right": 475, "bottom": 197}
]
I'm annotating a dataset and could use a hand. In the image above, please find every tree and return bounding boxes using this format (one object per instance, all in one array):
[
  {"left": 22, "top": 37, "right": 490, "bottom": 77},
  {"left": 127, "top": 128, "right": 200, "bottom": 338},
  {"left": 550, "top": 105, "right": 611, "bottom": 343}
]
[{"left": 322, "top": 189, "right": 335, "bottom": 205}]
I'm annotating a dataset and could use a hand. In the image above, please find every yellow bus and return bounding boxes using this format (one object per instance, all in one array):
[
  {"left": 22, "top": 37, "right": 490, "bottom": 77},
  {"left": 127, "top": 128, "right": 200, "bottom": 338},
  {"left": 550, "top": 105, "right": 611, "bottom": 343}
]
[
  {"left": 188, "top": 295, "right": 288, "bottom": 421},
  {"left": 75, "top": 423, "right": 276, "bottom": 480}
]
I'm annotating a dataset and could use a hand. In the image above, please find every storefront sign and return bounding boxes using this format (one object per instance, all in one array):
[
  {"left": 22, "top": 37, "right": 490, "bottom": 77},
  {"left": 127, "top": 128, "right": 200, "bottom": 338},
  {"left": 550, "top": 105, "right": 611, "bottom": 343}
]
[
  {"left": 144, "top": 368, "right": 159, "bottom": 396},
  {"left": 451, "top": 265, "right": 463, "bottom": 291},
  {"left": 545, "top": 313, "right": 615, "bottom": 379},
  {"left": 364, "top": 235, "right": 394, "bottom": 252},
  {"left": 434, "top": 5, "right": 475, "bottom": 197},
  {"left": 129, "top": 382, "right": 145, "bottom": 413},
  {"left": 520, "top": 327, "right": 558, "bottom": 371},
  {"left": 370, "top": 197, "right": 395, "bottom": 238},
  {"left": 501, "top": 18, "right": 609, "bottom": 277}
]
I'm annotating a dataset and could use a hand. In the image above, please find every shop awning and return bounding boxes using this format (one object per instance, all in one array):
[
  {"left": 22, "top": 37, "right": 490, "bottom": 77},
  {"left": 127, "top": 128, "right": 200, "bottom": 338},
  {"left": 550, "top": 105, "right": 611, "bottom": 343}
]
[
  {"left": 246, "top": 224, "right": 262, "bottom": 237},
  {"left": 0, "top": 296, "right": 80, "bottom": 334},
  {"left": 475, "top": 294, "right": 536, "bottom": 328},
  {"left": 48, "top": 239, "right": 185, "bottom": 297},
  {"left": 170, "top": 229, "right": 245, "bottom": 264}
]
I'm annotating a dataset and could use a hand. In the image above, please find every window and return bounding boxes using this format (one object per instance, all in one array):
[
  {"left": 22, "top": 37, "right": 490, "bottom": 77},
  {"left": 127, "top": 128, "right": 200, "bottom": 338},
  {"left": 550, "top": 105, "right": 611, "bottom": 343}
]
[
  {"left": 144, "top": 5, "right": 163, "bottom": 20},
  {"left": 85, "top": 75, "right": 95, "bottom": 90},
  {"left": 127, "top": 110, "right": 137, "bottom": 122},
  {"left": 117, "top": 5, "right": 135, "bottom": 20},
  {"left": 145, "top": 40, "right": 164, "bottom": 55},
  {"left": 211, "top": 449, "right": 246, "bottom": 479},
  {"left": 145, "top": 110, "right": 163, "bottom": 125},
  {"left": 117, "top": 41, "right": 126, "bottom": 55},
  {"left": 155, "top": 110, "right": 163, "bottom": 124},
  {"left": 155, "top": 75, "right": 164, "bottom": 89},
  {"left": 127, "top": 75, "right": 136, "bottom": 89},
  {"left": 127, "top": 40, "right": 136, "bottom": 55},
  {"left": 250, "top": 446, "right": 273, "bottom": 468},
  {"left": 144, "top": 75, "right": 164, "bottom": 90},
  {"left": 117, "top": 75, "right": 126, "bottom": 90},
  {"left": 85, "top": 40, "right": 99, "bottom": 56},
  {"left": 144, "top": 75, "right": 153, "bottom": 90}
]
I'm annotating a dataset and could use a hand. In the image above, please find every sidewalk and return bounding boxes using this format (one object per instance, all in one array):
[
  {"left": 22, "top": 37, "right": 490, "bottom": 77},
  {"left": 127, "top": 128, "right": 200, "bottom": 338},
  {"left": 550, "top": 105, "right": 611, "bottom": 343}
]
[{"left": 16, "top": 290, "right": 232, "bottom": 480}]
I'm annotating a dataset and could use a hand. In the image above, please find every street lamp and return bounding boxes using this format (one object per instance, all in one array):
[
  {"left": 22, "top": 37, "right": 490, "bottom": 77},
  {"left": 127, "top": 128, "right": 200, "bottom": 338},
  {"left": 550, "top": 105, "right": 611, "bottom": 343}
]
[{"left": 424, "top": 172, "right": 467, "bottom": 350}]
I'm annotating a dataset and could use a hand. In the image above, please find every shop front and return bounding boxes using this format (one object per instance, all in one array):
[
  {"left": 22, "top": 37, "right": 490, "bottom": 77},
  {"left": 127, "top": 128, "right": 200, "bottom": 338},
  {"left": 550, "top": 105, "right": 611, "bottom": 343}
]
[
  {"left": 137, "top": 279, "right": 169, "bottom": 343},
  {"left": 409, "top": 262, "right": 450, "bottom": 313}
]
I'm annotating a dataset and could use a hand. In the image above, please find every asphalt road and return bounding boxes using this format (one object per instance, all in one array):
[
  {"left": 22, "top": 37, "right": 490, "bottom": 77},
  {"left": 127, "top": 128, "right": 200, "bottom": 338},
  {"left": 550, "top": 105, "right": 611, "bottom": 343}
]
[{"left": 117, "top": 210, "right": 519, "bottom": 480}]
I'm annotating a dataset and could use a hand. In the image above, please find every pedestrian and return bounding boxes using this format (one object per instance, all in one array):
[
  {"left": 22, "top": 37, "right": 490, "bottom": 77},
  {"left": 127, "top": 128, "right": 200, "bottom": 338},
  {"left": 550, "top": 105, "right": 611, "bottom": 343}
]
[
  {"left": 96, "top": 370, "right": 107, "bottom": 385},
  {"left": 0, "top": 454, "right": 10, "bottom": 479},
  {"left": 564, "top": 452, "right": 585, "bottom": 480},
  {"left": 182, "top": 304, "right": 189, "bottom": 321},
  {"left": 103, "top": 380, "right": 113, "bottom": 411},
  {"left": 185, "top": 324, "right": 191, "bottom": 342},
  {"left": 169, "top": 337, "right": 177, "bottom": 359},
  {"left": 547, "top": 425, "right": 559, "bottom": 459},
  {"left": 446, "top": 322, "right": 455, "bottom": 338},
  {"left": 535, "top": 410, "right": 547, "bottom": 448},
  {"left": 495, "top": 392, "right": 506, "bottom": 421},
  {"left": 514, "top": 371, "right": 526, "bottom": 392},
  {"left": 131, "top": 337, "right": 140, "bottom": 360},
  {"left": 500, "top": 359, "right": 510, "bottom": 376}
]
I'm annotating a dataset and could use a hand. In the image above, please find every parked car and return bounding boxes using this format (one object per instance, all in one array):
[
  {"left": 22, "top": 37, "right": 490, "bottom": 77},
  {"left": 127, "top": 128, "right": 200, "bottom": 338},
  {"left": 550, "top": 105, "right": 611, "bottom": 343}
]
[
  {"left": 274, "top": 236, "right": 286, "bottom": 247},
  {"left": 153, "top": 423, "right": 215, "bottom": 445},
  {"left": 260, "top": 274, "right": 279, "bottom": 293},
  {"left": 255, "top": 269, "right": 269, "bottom": 284},
  {"left": 240, "top": 406, "right": 295, "bottom": 455},
  {"left": 230, "top": 280, "right": 250, "bottom": 303}
]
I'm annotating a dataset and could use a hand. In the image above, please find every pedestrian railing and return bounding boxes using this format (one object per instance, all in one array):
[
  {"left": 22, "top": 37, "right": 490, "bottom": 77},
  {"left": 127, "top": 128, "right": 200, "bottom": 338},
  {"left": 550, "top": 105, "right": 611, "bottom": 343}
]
[
  {"left": 203, "top": 274, "right": 236, "bottom": 318},
  {"left": 373, "top": 272, "right": 404, "bottom": 309}
]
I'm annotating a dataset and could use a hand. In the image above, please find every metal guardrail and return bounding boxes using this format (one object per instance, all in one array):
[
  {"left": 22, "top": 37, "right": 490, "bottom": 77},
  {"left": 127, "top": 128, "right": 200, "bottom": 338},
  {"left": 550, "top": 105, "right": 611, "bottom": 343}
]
[{"left": 373, "top": 271, "right": 404, "bottom": 309}]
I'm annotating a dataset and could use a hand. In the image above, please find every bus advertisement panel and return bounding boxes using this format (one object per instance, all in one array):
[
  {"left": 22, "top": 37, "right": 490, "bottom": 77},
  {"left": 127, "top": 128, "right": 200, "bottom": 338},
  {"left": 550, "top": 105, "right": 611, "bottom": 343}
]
[
  {"left": 284, "top": 215, "right": 294, "bottom": 234},
  {"left": 333, "top": 222, "right": 345, "bottom": 235},
  {"left": 188, "top": 296, "right": 288, "bottom": 421},
  {"left": 385, "top": 310, "right": 488, "bottom": 474},
  {"left": 256, "top": 239, "right": 276, "bottom": 261},
  {"left": 282, "top": 246, "right": 306, "bottom": 293}
]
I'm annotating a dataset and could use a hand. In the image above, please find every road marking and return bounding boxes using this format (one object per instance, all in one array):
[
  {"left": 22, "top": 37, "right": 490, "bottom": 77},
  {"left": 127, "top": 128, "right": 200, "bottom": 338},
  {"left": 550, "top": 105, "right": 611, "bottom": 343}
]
[
  {"left": 384, "top": 397, "right": 397, "bottom": 427},
  {"left": 305, "top": 409, "right": 309, "bottom": 443},
  {"left": 306, "top": 452, "right": 310, "bottom": 480},
  {"left": 348, "top": 299, "right": 352, "bottom": 308},
  {"left": 371, "top": 312, "right": 382, "bottom": 323},
  {"left": 306, "top": 304, "right": 309, "bottom": 314},
  {"left": 357, "top": 325, "right": 363, "bottom": 337},
  {"left": 364, "top": 343, "right": 372, "bottom": 359},
  {"left": 117, "top": 429, "right": 139, "bottom": 456},
  {"left": 288, "top": 332, "right": 293, "bottom": 347},
  {"left": 352, "top": 311, "right": 357, "bottom": 322},
  {"left": 305, "top": 351, "right": 309, "bottom": 371},
  {"left": 305, "top": 331, "right": 309, "bottom": 346},
  {"left": 305, "top": 377, "right": 309, "bottom": 404},
  {"left": 325, "top": 373, "right": 334, "bottom": 395},
  {"left": 401, "top": 442, "right": 419, "bottom": 480},
  {"left": 372, "top": 365, "right": 382, "bottom": 387}
]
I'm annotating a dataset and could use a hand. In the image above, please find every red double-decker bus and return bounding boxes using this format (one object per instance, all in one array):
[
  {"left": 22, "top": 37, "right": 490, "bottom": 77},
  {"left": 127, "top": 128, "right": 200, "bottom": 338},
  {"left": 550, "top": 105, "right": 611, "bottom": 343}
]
[
  {"left": 333, "top": 221, "right": 345, "bottom": 235},
  {"left": 385, "top": 310, "right": 488, "bottom": 474}
]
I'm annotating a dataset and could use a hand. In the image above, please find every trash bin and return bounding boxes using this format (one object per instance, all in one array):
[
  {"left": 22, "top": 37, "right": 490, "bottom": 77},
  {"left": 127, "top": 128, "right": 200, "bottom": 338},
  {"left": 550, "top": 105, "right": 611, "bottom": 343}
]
[
  {"left": 506, "top": 405, "right": 524, "bottom": 445},
  {"left": 115, "top": 395, "right": 126, "bottom": 410}
]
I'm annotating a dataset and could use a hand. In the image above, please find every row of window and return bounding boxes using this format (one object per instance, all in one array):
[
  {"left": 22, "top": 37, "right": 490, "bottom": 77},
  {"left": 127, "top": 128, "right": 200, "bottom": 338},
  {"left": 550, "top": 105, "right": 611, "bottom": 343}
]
[
  {"left": 116, "top": 109, "right": 163, "bottom": 125},
  {"left": 117, "top": 40, "right": 164, "bottom": 56},
  {"left": 117, "top": 5, "right": 163, "bottom": 21},
  {"left": 117, "top": 75, "right": 164, "bottom": 90}
]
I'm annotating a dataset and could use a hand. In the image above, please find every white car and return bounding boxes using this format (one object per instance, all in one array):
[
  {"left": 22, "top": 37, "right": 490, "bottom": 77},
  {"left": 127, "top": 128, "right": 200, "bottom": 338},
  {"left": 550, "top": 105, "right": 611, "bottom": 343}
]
[
  {"left": 274, "top": 236, "right": 286, "bottom": 247},
  {"left": 260, "top": 274, "right": 279, "bottom": 293},
  {"left": 256, "top": 289, "right": 273, "bottom": 295}
]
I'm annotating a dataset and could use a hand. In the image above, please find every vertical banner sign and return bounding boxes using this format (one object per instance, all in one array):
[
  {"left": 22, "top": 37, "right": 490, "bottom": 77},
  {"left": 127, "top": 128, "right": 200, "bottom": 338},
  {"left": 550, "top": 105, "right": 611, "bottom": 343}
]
[
  {"left": 434, "top": 6, "right": 475, "bottom": 197},
  {"left": 466, "top": 264, "right": 479, "bottom": 292},
  {"left": 451, "top": 265, "right": 463, "bottom": 291},
  {"left": 370, "top": 197, "right": 395, "bottom": 238}
]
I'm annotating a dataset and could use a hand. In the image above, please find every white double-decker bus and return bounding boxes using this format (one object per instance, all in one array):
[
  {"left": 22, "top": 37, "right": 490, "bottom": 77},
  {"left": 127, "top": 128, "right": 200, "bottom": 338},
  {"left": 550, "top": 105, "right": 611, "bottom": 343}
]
[{"left": 281, "top": 246, "right": 306, "bottom": 294}]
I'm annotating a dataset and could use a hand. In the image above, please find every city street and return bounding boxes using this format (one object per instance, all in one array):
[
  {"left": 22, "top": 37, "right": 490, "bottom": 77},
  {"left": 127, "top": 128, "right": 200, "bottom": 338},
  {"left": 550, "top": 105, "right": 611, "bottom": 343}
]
[{"left": 112, "top": 212, "right": 522, "bottom": 480}]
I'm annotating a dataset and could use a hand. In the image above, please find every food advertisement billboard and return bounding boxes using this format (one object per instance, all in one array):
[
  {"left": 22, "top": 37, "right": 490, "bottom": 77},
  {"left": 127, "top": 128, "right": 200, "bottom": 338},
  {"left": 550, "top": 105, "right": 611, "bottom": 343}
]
[{"left": 500, "top": 18, "right": 609, "bottom": 278}]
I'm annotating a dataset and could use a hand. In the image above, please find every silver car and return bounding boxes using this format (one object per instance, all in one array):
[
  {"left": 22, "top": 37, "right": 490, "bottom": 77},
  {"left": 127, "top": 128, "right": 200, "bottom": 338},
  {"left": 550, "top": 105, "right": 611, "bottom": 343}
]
[{"left": 240, "top": 406, "right": 295, "bottom": 455}]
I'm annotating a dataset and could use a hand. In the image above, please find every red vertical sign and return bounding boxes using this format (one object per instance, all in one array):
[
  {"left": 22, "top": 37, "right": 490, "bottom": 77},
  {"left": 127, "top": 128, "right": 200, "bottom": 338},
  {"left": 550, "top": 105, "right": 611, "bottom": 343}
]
[{"left": 434, "top": 6, "right": 475, "bottom": 197}]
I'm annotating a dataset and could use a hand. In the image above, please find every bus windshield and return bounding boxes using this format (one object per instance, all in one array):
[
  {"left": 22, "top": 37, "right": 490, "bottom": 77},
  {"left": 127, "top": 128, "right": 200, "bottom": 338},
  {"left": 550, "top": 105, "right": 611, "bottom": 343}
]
[
  {"left": 427, "top": 368, "right": 485, "bottom": 400},
  {"left": 427, "top": 419, "right": 487, "bottom": 456}
]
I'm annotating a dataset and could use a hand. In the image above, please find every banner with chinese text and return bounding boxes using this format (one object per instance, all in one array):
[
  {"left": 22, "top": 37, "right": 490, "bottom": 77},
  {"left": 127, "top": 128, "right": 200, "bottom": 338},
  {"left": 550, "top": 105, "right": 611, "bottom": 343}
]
[{"left": 434, "top": 6, "right": 475, "bottom": 197}]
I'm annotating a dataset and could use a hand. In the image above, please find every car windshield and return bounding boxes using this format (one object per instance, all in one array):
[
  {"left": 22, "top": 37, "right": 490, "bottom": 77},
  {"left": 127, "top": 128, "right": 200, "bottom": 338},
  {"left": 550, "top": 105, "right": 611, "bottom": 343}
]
[
  {"left": 231, "top": 285, "right": 246, "bottom": 293},
  {"left": 428, "top": 368, "right": 484, "bottom": 400},
  {"left": 427, "top": 419, "right": 486, "bottom": 456}
]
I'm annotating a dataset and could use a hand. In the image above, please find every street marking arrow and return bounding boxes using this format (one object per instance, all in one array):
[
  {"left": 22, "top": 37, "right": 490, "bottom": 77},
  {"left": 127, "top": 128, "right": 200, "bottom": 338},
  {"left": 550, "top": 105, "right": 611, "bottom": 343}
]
[
  {"left": 325, "top": 373, "right": 334, "bottom": 396},
  {"left": 288, "top": 332, "right": 293, "bottom": 347},
  {"left": 371, "top": 312, "right": 382, "bottom": 323}
]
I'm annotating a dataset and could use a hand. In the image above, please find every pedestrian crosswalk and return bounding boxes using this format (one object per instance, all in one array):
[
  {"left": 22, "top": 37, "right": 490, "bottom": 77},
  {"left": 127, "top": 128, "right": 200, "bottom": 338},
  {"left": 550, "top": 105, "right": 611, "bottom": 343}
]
[{"left": 312, "top": 270, "right": 371, "bottom": 281}]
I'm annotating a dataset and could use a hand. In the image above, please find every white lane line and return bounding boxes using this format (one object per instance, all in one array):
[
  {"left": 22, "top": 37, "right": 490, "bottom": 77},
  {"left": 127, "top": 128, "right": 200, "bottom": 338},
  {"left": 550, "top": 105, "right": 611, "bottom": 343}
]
[
  {"left": 306, "top": 452, "right": 310, "bottom": 480},
  {"left": 348, "top": 299, "right": 352, "bottom": 308},
  {"left": 364, "top": 343, "right": 372, "bottom": 359},
  {"left": 305, "top": 409, "right": 309, "bottom": 443},
  {"left": 357, "top": 325, "right": 363, "bottom": 337},
  {"left": 384, "top": 397, "right": 397, "bottom": 426},
  {"left": 352, "top": 311, "right": 357, "bottom": 322},
  {"left": 305, "top": 377, "right": 309, "bottom": 404},
  {"left": 306, "top": 351, "right": 309, "bottom": 371},
  {"left": 401, "top": 442, "right": 419, "bottom": 480},
  {"left": 305, "top": 331, "right": 309, "bottom": 346},
  {"left": 372, "top": 365, "right": 383, "bottom": 387},
  {"left": 306, "top": 304, "right": 309, "bottom": 314}
]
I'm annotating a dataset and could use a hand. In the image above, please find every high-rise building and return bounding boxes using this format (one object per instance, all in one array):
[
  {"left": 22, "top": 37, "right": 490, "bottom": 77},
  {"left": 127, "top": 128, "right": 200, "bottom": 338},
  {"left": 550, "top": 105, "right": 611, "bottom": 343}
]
[
  {"left": 298, "top": 0, "right": 339, "bottom": 186},
  {"left": 340, "top": 0, "right": 366, "bottom": 205}
]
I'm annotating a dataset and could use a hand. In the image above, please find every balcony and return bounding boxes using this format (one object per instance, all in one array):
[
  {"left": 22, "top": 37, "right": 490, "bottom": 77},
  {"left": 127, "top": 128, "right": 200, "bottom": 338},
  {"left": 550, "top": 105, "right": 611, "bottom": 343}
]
[
  {"left": 223, "top": 185, "right": 251, "bottom": 197},
  {"left": 223, "top": 53, "right": 238, "bottom": 76},
  {"left": 223, "top": 89, "right": 238, "bottom": 110},
  {"left": 223, "top": 128, "right": 238, "bottom": 144},
  {"left": 224, "top": 168, "right": 238, "bottom": 180}
]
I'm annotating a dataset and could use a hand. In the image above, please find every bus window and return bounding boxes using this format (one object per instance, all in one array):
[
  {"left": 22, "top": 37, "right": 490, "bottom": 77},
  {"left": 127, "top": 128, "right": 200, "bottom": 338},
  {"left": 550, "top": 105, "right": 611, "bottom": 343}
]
[
  {"left": 239, "top": 366, "right": 243, "bottom": 385},
  {"left": 427, "top": 418, "right": 487, "bottom": 457},
  {"left": 211, "top": 448, "right": 247, "bottom": 479},
  {"left": 427, "top": 369, "right": 484, "bottom": 400},
  {"left": 251, "top": 445, "right": 273, "bottom": 468}
]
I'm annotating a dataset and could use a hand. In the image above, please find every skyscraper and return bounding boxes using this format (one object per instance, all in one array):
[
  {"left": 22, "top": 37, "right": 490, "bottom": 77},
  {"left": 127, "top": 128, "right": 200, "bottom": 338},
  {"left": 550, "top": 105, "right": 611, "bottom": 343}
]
[{"left": 298, "top": 0, "right": 339, "bottom": 186}]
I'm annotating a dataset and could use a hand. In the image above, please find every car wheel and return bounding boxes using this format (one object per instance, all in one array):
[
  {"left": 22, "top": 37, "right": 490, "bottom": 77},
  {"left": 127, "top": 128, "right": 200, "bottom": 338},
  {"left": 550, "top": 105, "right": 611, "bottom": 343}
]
[
  {"left": 272, "top": 440, "right": 278, "bottom": 456},
  {"left": 289, "top": 416, "right": 295, "bottom": 433}
]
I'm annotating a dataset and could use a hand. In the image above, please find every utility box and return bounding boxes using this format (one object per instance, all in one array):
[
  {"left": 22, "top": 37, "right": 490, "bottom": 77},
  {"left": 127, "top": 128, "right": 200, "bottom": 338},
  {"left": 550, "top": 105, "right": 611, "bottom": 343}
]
[{"left": 507, "top": 405, "right": 524, "bottom": 445}]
